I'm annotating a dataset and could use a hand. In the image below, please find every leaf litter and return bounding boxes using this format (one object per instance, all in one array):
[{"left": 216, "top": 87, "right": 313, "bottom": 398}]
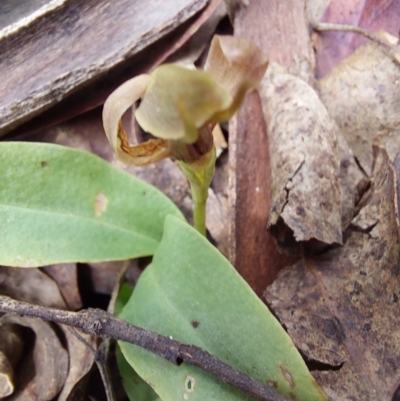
[
  {"left": 2, "top": 1, "right": 400, "bottom": 400},
  {"left": 264, "top": 27, "right": 400, "bottom": 401}
]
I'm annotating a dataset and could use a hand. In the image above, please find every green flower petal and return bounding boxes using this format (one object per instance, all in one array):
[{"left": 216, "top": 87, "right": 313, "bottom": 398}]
[{"left": 135, "top": 64, "right": 231, "bottom": 144}]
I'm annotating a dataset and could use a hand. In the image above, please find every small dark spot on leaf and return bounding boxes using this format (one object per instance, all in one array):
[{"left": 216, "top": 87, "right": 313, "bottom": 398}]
[
  {"left": 142, "top": 191, "right": 147, "bottom": 196},
  {"left": 267, "top": 381, "right": 278, "bottom": 388},
  {"left": 191, "top": 320, "right": 200, "bottom": 328},
  {"left": 387, "top": 357, "right": 397, "bottom": 371},
  {"left": 341, "top": 159, "right": 351, "bottom": 169},
  {"left": 296, "top": 206, "right": 306, "bottom": 216},
  {"left": 41, "top": 161, "right": 47, "bottom": 167},
  {"left": 176, "top": 357, "right": 183, "bottom": 366},
  {"left": 307, "top": 343, "right": 315, "bottom": 351},
  {"left": 350, "top": 281, "right": 362, "bottom": 299},
  {"left": 323, "top": 317, "right": 345, "bottom": 343},
  {"left": 362, "top": 323, "right": 371, "bottom": 332},
  {"left": 185, "top": 376, "right": 195, "bottom": 392}
]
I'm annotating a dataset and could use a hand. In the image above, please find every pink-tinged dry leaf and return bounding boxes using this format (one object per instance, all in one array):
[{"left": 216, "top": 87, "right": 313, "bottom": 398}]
[
  {"left": 204, "top": 35, "right": 269, "bottom": 121},
  {"left": 265, "top": 147, "right": 400, "bottom": 400},
  {"left": 259, "top": 64, "right": 342, "bottom": 249},
  {"left": 316, "top": 0, "right": 400, "bottom": 77},
  {"left": 0, "top": 324, "right": 23, "bottom": 398},
  {"left": 319, "top": 32, "right": 400, "bottom": 176},
  {"left": 2, "top": 315, "right": 68, "bottom": 401}
]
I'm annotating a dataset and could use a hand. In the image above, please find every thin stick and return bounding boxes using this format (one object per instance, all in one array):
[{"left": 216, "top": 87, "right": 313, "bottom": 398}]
[
  {"left": 312, "top": 22, "right": 398, "bottom": 54},
  {"left": 0, "top": 295, "right": 290, "bottom": 401}
]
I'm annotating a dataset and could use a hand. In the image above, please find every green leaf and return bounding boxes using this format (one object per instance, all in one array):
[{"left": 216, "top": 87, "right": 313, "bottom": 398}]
[
  {"left": 0, "top": 142, "right": 183, "bottom": 267},
  {"left": 118, "top": 216, "right": 327, "bottom": 401},
  {"left": 116, "top": 343, "right": 160, "bottom": 401}
]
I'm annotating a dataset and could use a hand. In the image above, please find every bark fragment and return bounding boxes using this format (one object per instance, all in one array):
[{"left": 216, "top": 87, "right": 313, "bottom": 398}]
[{"left": 260, "top": 65, "right": 342, "bottom": 249}]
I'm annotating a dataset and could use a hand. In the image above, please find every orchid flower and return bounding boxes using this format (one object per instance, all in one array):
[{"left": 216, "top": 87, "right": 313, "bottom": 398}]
[{"left": 103, "top": 35, "right": 268, "bottom": 235}]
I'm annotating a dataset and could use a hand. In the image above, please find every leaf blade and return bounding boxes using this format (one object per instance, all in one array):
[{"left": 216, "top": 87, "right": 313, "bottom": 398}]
[
  {"left": 0, "top": 142, "right": 183, "bottom": 267},
  {"left": 119, "top": 216, "right": 327, "bottom": 401}
]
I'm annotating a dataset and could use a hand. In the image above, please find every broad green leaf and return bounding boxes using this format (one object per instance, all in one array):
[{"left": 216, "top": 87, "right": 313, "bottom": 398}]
[
  {"left": 119, "top": 216, "right": 327, "bottom": 401},
  {"left": 0, "top": 142, "right": 183, "bottom": 267},
  {"left": 116, "top": 344, "right": 160, "bottom": 401}
]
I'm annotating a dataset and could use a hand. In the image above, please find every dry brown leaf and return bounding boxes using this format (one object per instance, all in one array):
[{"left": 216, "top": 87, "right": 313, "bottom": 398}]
[
  {"left": 0, "top": 324, "right": 23, "bottom": 398},
  {"left": 0, "top": 266, "right": 67, "bottom": 309},
  {"left": 2, "top": 315, "right": 69, "bottom": 401},
  {"left": 265, "top": 147, "right": 400, "bottom": 400},
  {"left": 206, "top": 187, "right": 229, "bottom": 256},
  {"left": 57, "top": 328, "right": 97, "bottom": 401},
  {"left": 336, "top": 127, "right": 367, "bottom": 230},
  {"left": 259, "top": 64, "right": 342, "bottom": 249},
  {"left": 166, "top": 1, "right": 227, "bottom": 65},
  {"left": 0, "top": 265, "right": 98, "bottom": 400},
  {"left": 316, "top": 0, "right": 400, "bottom": 77},
  {"left": 319, "top": 32, "right": 400, "bottom": 176},
  {"left": 86, "top": 260, "right": 129, "bottom": 295},
  {"left": 41, "top": 264, "right": 82, "bottom": 310}
]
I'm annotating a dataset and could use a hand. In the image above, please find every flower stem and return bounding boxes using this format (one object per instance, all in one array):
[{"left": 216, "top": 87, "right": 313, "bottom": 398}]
[
  {"left": 193, "top": 200, "right": 207, "bottom": 236},
  {"left": 179, "top": 146, "right": 216, "bottom": 236}
]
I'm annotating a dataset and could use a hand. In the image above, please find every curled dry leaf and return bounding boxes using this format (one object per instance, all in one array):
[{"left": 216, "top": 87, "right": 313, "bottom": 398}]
[
  {"left": 259, "top": 64, "right": 342, "bottom": 248},
  {"left": 319, "top": 31, "right": 400, "bottom": 176},
  {"left": 2, "top": 315, "right": 68, "bottom": 401},
  {"left": 0, "top": 324, "right": 23, "bottom": 398},
  {"left": 57, "top": 328, "right": 97, "bottom": 401},
  {"left": 265, "top": 147, "right": 400, "bottom": 400},
  {"left": 0, "top": 265, "right": 97, "bottom": 400}
]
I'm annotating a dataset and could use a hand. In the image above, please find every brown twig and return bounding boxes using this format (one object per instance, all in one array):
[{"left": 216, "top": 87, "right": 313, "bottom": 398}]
[
  {"left": 0, "top": 295, "right": 290, "bottom": 401},
  {"left": 312, "top": 22, "right": 400, "bottom": 62}
]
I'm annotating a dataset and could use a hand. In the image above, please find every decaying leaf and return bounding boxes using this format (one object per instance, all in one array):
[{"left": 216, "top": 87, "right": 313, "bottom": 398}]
[
  {"left": 265, "top": 147, "right": 400, "bottom": 400},
  {"left": 315, "top": 1, "right": 400, "bottom": 77},
  {"left": 57, "top": 328, "right": 97, "bottom": 401},
  {"left": 166, "top": 1, "right": 227, "bottom": 65},
  {"left": 259, "top": 64, "right": 342, "bottom": 249},
  {"left": 41, "top": 263, "right": 82, "bottom": 310},
  {"left": 0, "top": 264, "right": 98, "bottom": 400},
  {"left": 0, "top": 324, "right": 23, "bottom": 398},
  {"left": 1, "top": 315, "right": 68, "bottom": 401},
  {"left": 336, "top": 127, "right": 367, "bottom": 230},
  {"left": 0, "top": 266, "right": 67, "bottom": 309},
  {"left": 319, "top": 31, "right": 400, "bottom": 176}
]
